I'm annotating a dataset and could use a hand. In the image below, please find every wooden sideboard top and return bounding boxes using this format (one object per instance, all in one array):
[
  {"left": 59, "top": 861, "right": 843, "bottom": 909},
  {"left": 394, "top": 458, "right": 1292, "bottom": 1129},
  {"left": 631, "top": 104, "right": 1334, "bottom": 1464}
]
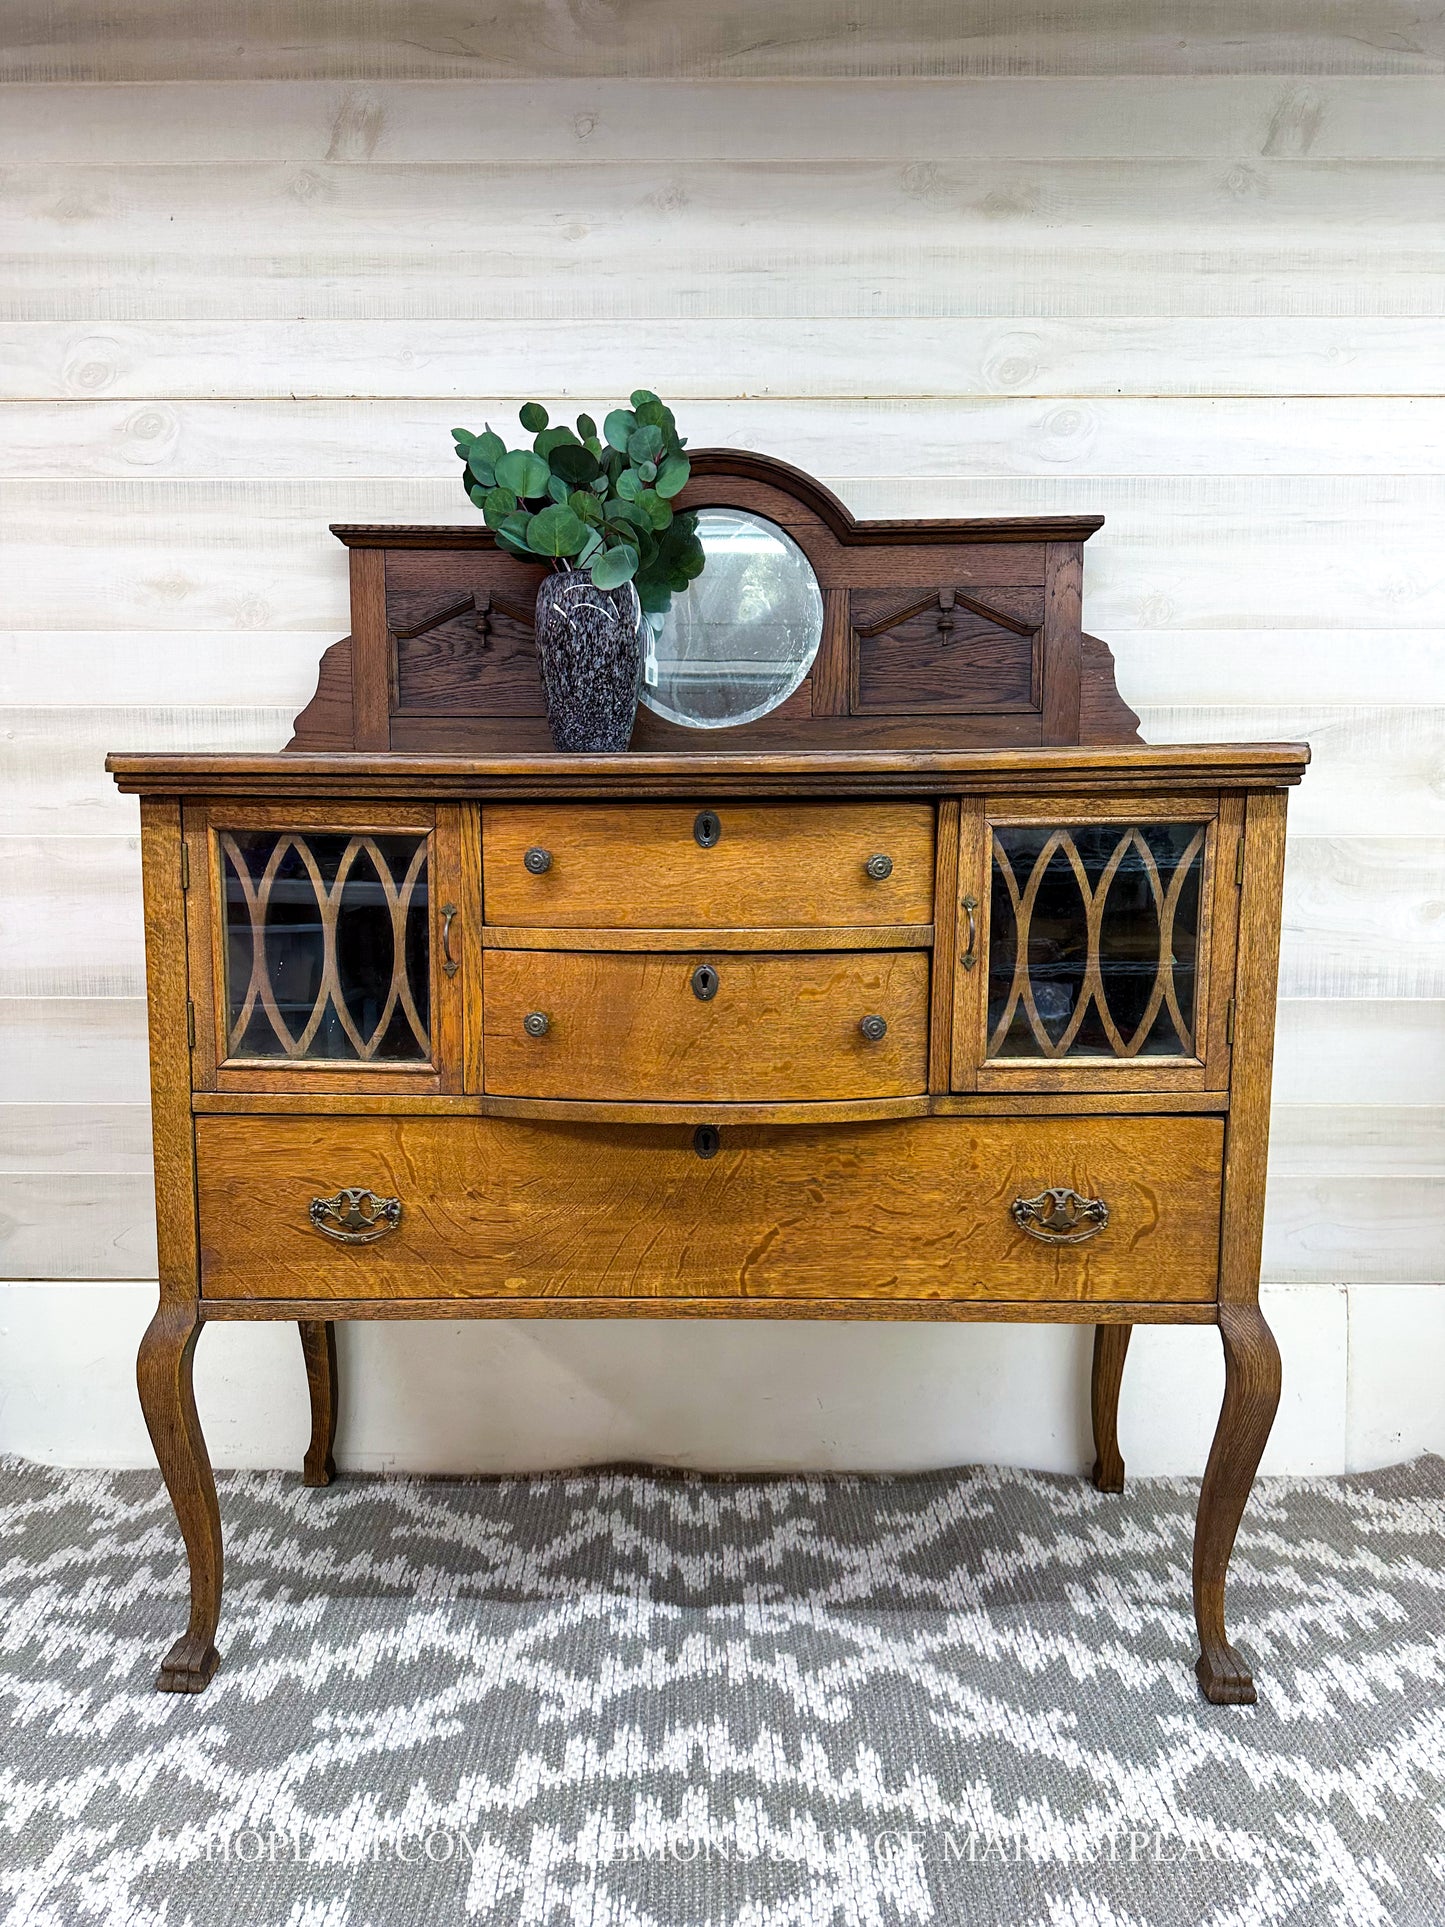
[{"left": 107, "top": 741, "right": 1310, "bottom": 799}]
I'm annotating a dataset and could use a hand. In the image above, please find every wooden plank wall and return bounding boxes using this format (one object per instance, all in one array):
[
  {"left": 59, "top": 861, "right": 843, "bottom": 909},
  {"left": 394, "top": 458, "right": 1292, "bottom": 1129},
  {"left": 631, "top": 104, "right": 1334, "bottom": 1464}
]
[{"left": 1, "top": 7, "right": 1441, "bottom": 1463}]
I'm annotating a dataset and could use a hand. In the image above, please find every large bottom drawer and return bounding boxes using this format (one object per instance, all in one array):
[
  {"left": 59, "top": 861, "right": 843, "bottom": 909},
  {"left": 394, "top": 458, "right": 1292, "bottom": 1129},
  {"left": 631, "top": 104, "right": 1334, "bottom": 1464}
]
[{"left": 195, "top": 1114, "right": 1223, "bottom": 1305}]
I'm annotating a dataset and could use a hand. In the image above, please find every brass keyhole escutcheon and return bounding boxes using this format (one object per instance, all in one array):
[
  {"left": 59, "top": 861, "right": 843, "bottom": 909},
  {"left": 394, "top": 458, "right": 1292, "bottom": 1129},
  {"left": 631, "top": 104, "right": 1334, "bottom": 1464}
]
[
  {"left": 523, "top": 846, "right": 552, "bottom": 875},
  {"left": 523, "top": 1010, "right": 550, "bottom": 1038},
  {"left": 691, "top": 963, "right": 719, "bottom": 1001},
  {"left": 693, "top": 1125, "right": 721, "bottom": 1159},
  {"left": 694, "top": 809, "right": 722, "bottom": 849}
]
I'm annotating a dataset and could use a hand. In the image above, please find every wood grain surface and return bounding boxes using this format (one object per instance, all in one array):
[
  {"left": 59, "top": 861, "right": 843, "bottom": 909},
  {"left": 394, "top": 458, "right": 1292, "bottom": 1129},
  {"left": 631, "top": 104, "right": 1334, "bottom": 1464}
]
[
  {"left": 480, "top": 948, "right": 931, "bottom": 1102},
  {"left": 194, "top": 1113, "right": 1224, "bottom": 1305},
  {"left": 481, "top": 800, "right": 935, "bottom": 928}
]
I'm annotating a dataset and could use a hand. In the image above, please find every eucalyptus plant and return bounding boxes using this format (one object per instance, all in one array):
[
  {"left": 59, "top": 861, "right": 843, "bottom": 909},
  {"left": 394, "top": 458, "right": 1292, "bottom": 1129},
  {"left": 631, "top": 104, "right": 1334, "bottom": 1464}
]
[{"left": 451, "top": 393, "right": 706, "bottom": 622}]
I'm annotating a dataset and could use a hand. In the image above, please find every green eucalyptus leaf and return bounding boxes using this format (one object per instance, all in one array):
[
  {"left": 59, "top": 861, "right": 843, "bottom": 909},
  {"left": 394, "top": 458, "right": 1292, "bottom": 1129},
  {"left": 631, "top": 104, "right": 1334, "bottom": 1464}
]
[
  {"left": 635, "top": 574, "right": 672, "bottom": 615},
  {"left": 627, "top": 424, "right": 664, "bottom": 464},
  {"left": 547, "top": 475, "right": 571, "bottom": 505},
  {"left": 467, "top": 483, "right": 488, "bottom": 510},
  {"left": 589, "top": 543, "right": 639, "bottom": 589},
  {"left": 569, "top": 489, "right": 603, "bottom": 524},
  {"left": 615, "top": 467, "right": 643, "bottom": 502},
  {"left": 577, "top": 526, "right": 603, "bottom": 562},
  {"left": 633, "top": 399, "right": 669, "bottom": 430},
  {"left": 451, "top": 427, "right": 475, "bottom": 450},
  {"left": 583, "top": 436, "right": 604, "bottom": 461},
  {"left": 519, "top": 401, "right": 549, "bottom": 432},
  {"left": 603, "top": 408, "right": 636, "bottom": 452},
  {"left": 476, "top": 428, "right": 506, "bottom": 465},
  {"left": 467, "top": 453, "right": 496, "bottom": 488},
  {"left": 494, "top": 531, "right": 534, "bottom": 561},
  {"left": 637, "top": 459, "right": 657, "bottom": 482},
  {"left": 638, "top": 489, "right": 673, "bottom": 530},
  {"left": 576, "top": 412, "right": 597, "bottom": 440},
  {"left": 500, "top": 511, "right": 533, "bottom": 546},
  {"left": 494, "top": 449, "right": 550, "bottom": 498},
  {"left": 525, "top": 502, "right": 589, "bottom": 557},
  {"left": 548, "top": 442, "right": 600, "bottom": 487},
  {"left": 630, "top": 389, "right": 660, "bottom": 408},
  {"left": 534, "top": 425, "right": 579, "bottom": 458},
  {"left": 655, "top": 455, "right": 690, "bottom": 498},
  {"left": 482, "top": 485, "right": 519, "bottom": 529}
]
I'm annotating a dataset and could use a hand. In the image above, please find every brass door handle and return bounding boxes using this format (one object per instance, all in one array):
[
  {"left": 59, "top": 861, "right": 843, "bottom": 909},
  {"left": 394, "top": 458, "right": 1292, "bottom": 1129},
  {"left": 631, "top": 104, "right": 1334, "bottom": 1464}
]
[
  {"left": 960, "top": 893, "right": 979, "bottom": 970},
  {"left": 310, "top": 1188, "right": 401, "bottom": 1244},
  {"left": 441, "top": 902, "right": 459, "bottom": 977},
  {"left": 523, "top": 1011, "right": 550, "bottom": 1037},
  {"left": 1011, "top": 1187, "right": 1109, "bottom": 1244},
  {"left": 859, "top": 1014, "right": 888, "bottom": 1041}
]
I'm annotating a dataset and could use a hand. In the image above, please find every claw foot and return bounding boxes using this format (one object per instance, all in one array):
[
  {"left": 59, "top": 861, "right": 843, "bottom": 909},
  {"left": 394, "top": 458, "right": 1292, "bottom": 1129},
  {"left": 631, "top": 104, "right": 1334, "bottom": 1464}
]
[{"left": 157, "top": 1632, "right": 221, "bottom": 1694}]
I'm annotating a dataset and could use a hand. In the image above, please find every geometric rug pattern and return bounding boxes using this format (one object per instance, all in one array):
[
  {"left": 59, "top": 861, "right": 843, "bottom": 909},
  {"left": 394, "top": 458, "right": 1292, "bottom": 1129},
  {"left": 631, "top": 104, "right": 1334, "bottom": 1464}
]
[{"left": 2, "top": 1454, "right": 1443, "bottom": 1925}]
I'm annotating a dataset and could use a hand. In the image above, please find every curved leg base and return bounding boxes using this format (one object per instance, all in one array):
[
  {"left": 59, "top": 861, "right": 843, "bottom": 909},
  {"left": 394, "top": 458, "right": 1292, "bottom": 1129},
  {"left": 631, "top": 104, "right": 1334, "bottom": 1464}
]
[
  {"left": 1089, "top": 1324, "right": 1131, "bottom": 1493},
  {"left": 157, "top": 1632, "right": 221, "bottom": 1694},
  {"left": 1091, "top": 1459, "right": 1125, "bottom": 1494},
  {"left": 1195, "top": 1642, "right": 1256, "bottom": 1706},
  {"left": 299, "top": 1320, "right": 339, "bottom": 1489}
]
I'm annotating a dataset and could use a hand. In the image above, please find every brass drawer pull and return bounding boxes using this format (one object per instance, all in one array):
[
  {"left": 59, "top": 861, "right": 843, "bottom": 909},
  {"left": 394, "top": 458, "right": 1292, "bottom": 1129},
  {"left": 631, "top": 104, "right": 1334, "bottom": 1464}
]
[
  {"left": 523, "top": 846, "right": 553, "bottom": 875},
  {"left": 960, "top": 893, "right": 979, "bottom": 970},
  {"left": 691, "top": 962, "right": 720, "bottom": 1001},
  {"left": 694, "top": 809, "right": 722, "bottom": 849},
  {"left": 309, "top": 1188, "right": 401, "bottom": 1244},
  {"left": 523, "top": 1010, "right": 551, "bottom": 1037},
  {"left": 859, "top": 1013, "right": 888, "bottom": 1041},
  {"left": 865, "top": 853, "right": 893, "bottom": 880},
  {"left": 1011, "top": 1187, "right": 1109, "bottom": 1244},
  {"left": 440, "top": 902, "right": 459, "bottom": 977}
]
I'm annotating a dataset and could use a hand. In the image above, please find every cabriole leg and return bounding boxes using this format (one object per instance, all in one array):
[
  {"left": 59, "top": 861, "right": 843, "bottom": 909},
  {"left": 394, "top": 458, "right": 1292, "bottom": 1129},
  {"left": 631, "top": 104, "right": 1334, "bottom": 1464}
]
[
  {"left": 299, "top": 1320, "right": 339, "bottom": 1487},
  {"left": 136, "top": 1300, "right": 222, "bottom": 1693},
  {"left": 1193, "top": 1302, "right": 1281, "bottom": 1705},
  {"left": 1090, "top": 1323, "right": 1131, "bottom": 1492}
]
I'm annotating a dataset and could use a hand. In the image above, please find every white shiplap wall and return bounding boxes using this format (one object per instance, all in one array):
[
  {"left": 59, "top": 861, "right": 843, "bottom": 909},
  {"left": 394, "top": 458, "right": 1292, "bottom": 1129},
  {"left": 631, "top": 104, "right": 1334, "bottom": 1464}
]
[{"left": 2, "top": 11, "right": 1442, "bottom": 1473}]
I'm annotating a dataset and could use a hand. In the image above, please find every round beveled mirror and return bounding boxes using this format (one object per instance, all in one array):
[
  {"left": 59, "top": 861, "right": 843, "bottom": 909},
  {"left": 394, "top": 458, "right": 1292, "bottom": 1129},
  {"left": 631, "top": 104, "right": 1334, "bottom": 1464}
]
[{"left": 640, "top": 508, "right": 824, "bottom": 729}]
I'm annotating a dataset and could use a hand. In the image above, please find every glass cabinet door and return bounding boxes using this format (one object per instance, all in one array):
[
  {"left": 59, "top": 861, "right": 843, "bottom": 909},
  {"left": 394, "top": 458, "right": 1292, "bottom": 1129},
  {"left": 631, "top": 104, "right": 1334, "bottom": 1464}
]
[
  {"left": 221, "top": 829, "right": 430, "bottom": 1061},
  {"left": 187, "top": 806, "right": 463, "bottom": 1092},
  {"left": 956, "top": 796, "right": 1239, "bottom": 1093}
]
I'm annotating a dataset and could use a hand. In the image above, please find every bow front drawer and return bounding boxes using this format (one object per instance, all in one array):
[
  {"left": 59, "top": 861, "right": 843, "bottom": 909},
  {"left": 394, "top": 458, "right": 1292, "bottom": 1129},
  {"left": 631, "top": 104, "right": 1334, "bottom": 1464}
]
[
  {"left": 481, "top": 801, "right": 934, "bottom": 928},
  {"left": 193, "top": 1114, "right": 1222, "bottom": 1305},
  {"left": 481, "top": 948, "right": 930, "bottom": 1100}
]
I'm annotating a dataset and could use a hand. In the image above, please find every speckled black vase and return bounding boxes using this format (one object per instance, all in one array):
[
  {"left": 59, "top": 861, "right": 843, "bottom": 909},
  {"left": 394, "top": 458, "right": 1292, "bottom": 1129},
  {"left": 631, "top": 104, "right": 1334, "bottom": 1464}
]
[{"left": 534, "top": 572, "right": 642, "bottom": 752}]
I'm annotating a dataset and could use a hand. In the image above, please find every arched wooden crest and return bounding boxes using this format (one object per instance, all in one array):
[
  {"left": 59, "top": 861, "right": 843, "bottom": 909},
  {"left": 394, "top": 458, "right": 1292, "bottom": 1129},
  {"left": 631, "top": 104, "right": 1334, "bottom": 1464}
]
[{"left": 288, "top": 450, "right": 1139, "bottom": 754}]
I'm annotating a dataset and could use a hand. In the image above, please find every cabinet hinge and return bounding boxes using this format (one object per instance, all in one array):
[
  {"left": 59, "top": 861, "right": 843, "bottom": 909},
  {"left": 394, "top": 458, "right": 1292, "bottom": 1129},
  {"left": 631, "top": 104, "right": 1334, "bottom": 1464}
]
[
  {"left": 1234, "top": 839, "right": 1245, "bottom": 886},
  {"left": 186, "top": 999, "right": 196, "bottom": 1049},
  {"left": 1225, "top": 998, "right": 1236, "bottom": 1047},
  {"left": 180, "top": 843, "right": 190, "bottom": 891}
]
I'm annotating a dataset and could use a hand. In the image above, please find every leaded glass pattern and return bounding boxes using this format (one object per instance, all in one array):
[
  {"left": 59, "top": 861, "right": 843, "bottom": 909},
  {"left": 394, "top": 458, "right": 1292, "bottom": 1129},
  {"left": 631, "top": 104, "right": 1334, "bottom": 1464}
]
[
  {"left": 988, "top": 822, "right": 1206, "bottom": 1061},
  {"left": 221, "top": 831, "right": 430, "bottom": 1062}
]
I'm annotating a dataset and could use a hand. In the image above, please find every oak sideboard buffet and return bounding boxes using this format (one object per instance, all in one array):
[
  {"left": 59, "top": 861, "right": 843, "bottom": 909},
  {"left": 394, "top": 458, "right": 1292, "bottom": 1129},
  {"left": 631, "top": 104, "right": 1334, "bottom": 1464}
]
[{"left": 108, "top": 452, "right": 1307, "bottom": 1705}]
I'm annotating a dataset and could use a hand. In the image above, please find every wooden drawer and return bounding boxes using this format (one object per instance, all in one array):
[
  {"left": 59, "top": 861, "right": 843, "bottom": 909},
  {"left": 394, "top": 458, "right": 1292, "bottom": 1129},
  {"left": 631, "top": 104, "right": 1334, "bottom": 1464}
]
[
  {"left": 480, "top": 948, "right": 930, "bottom": 1101},
  {"left": 195, "top": 1114, "right": 1223, "bottom": 1304},
  {"left": 481, "top": 801, "right": 934, "bottom": 927}
]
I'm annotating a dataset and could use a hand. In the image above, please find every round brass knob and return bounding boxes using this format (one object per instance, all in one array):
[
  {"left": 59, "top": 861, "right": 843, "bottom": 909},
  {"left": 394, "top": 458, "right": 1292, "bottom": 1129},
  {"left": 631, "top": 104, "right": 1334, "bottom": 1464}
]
[
  {"left": 859, "top": 1014, "right": 888, "bottom": 1041},
  {"left": 523, "top": 1011, "right": 550, "bottom": 1038},
  {"left": 523, "top": 846, "right": 552, "bottom": 875},
  {"left": 865, "top": 853, "right": 894, "bottom": 880}
]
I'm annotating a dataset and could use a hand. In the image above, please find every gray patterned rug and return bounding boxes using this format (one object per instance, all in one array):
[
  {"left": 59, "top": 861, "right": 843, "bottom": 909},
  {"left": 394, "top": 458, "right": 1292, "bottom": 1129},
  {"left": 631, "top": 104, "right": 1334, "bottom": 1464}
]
[{"left": 2, "top": 1454, "right": 1444, "bottom": 1926}]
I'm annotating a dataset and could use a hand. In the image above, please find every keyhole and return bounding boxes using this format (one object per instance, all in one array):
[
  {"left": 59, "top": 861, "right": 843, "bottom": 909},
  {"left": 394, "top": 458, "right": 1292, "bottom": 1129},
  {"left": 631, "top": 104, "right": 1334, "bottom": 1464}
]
[
  {"left": 691, "top": 963, "right": 719, "bottom": 1001},
  {"left": 693, "top": 1125, "right": 721, "bottom": 1159},
  {"left": 694, "top": 810, "right": 721, "bottom": 849}
]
